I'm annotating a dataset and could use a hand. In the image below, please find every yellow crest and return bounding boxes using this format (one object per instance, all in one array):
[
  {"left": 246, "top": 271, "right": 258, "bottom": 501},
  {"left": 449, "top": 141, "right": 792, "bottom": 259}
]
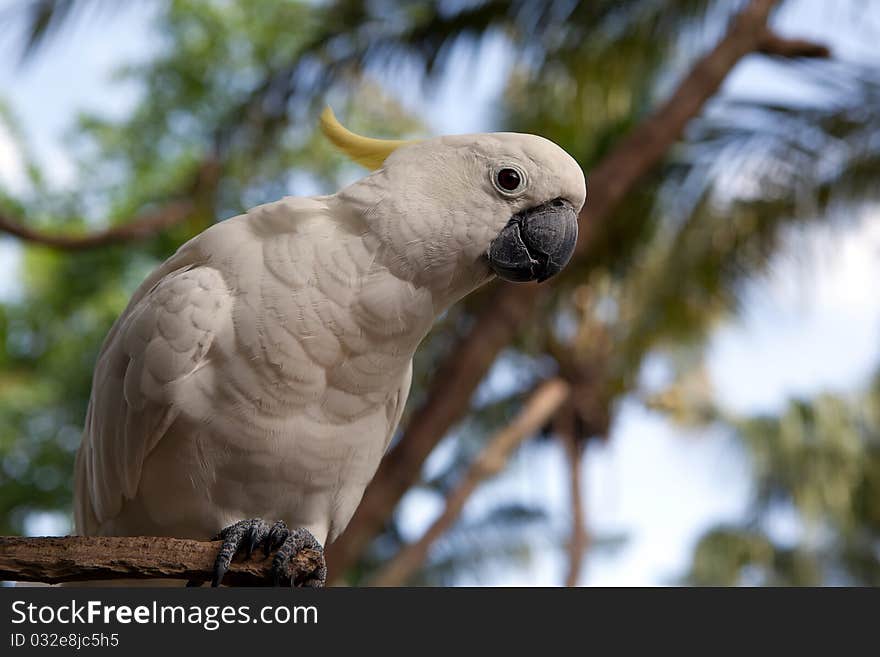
[{"left": 319, "top": 106, "right": 414, "bottom": 171}]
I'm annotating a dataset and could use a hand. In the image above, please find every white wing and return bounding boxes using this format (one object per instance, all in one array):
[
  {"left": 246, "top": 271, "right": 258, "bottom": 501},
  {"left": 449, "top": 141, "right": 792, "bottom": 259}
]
[{"left": 74, "top": 262, "right": 232, "bottom": 534}]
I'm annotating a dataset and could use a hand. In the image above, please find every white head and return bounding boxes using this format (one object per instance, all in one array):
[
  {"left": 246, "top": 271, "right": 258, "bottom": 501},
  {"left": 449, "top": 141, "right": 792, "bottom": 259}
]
[{"left": 325, "top": 108, "right": 586, "bottom": 303}]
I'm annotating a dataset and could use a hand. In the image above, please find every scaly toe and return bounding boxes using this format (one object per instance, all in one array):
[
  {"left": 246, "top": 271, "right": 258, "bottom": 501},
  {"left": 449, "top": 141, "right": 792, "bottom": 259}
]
[
  {"left": 264, "top": 520, "right": 290, "bottom": 557},
  {"left": 211, "top": 518, "right": 270, "bottom": 587},
  {"left": 270, "top": 528, "right": 325, "bottom": 587}
]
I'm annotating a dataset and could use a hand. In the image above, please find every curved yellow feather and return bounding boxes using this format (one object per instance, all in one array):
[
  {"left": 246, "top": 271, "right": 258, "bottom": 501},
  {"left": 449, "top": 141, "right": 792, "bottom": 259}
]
[{"left": 319, "top": 106, "right": 414, "bottom": 170}]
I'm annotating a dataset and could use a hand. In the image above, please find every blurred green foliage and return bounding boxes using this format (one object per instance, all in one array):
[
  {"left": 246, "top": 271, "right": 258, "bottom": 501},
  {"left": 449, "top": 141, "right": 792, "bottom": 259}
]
[
  {"left": 686, "top": 376, "right": 880, "bottom": 585},
  {"left": 2, "top": 0, "right": 880, "bottom": 584}
]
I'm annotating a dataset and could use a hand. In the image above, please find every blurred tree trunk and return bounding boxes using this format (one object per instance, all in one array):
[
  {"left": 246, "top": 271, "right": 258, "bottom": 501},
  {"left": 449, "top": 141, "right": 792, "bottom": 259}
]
[
  {"left": 368, "top": 379, "right": 570, "bottom": 586},
  {"left": 561, "top": 431, "right": 588, "bottom": 587}
]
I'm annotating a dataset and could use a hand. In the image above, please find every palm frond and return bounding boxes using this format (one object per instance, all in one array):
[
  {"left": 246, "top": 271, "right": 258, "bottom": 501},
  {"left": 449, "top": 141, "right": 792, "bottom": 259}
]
[{"left": 4, "top": 0, "right": 129, "bottom": 63}]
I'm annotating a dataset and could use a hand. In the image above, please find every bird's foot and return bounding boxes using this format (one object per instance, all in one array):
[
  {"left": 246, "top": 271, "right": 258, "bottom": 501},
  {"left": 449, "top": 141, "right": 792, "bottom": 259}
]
[
  {"left": 204, "top": 518, "right": 325, "bottom": 587},
  {"left": 269, "top": 524, "right": 327, "bottom": 588}
]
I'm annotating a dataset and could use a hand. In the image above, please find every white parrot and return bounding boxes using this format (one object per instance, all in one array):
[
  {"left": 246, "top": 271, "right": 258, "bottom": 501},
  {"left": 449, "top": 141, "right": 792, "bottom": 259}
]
[{"left": 74, "top": 108, "right": 586, "bottom": 586}]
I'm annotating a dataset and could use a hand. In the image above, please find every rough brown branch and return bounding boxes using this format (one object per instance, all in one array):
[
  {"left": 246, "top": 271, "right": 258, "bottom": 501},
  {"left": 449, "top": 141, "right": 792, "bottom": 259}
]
[
  {"left": 327, "top": 0, "right": 808, "bottom": 576},
  {"left": 0, "top": 535, "right": 323, "bottom": 586},
  {"left": 368, "top": 379, "right": 570, "bottom": 587}
]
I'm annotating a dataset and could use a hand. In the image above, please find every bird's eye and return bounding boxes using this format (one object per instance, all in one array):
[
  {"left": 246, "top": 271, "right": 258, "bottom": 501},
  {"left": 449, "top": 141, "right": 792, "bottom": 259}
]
[
  {"left": 497, "top": 168, "right": 521, "bottom": 191},
  {"left": 492, "top": 165, "right": 527, "bottom": 195}
]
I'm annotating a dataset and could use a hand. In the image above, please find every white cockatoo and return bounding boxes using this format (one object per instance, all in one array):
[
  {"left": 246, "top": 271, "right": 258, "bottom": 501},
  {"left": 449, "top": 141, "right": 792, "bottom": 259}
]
[{"left": 74, "top": 108, "right": 586, "bottom": 585}]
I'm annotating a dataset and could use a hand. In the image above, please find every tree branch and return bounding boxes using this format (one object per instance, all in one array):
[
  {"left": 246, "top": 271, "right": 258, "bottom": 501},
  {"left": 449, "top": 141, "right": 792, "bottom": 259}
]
[
  {"left": 327, "top": 0, "right": 810, "bottom": 576},
  {"left": 0, "top": 155, "right": 221, "bottom": 251},
  {"left": 757, "top": 31, "right": 831, "bottom": 59},
  {"left": 0, "top": 201, "right": 196, "bottom": 252},
  {"left": 368, "top": 379, "right": 570, "bottom": 587},
  {"left": 0, "top": 536, "right": 323, "bottom": 586}
]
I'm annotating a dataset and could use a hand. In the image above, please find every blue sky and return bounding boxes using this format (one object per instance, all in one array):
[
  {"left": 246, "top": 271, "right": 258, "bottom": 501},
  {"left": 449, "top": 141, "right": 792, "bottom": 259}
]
[{"left": 1, "top": 0, "right": 879, "bottom": 585}]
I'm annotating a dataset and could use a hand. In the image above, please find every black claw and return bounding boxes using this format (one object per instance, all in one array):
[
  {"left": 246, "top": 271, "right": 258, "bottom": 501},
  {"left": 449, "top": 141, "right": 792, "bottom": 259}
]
[
  {"left": 212, "top": 561, "right": 229, "bottom": 588},
  {"left": 245, "top": 525, "right": 264, "bottom": 558},
  {"left": 264, "top": 520, "right": 290, "bottom": 557}
]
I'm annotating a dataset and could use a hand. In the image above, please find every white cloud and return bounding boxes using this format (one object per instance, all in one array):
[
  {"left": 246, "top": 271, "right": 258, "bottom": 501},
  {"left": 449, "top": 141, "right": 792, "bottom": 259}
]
[
  {"left": 0, "top": 239, "right": 23, "bottom": 302},
  {"left": 0, "top": 126, "right": 25, "bottom": 302},
  {"left": 0, "top": 123, "right": 27, "bottom": 194}
]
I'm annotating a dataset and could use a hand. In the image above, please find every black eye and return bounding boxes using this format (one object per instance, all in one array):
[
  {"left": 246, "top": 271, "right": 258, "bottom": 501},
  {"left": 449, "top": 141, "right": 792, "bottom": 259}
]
[{"left": 496, "top": 168, "right": 522, "bottom": 192}]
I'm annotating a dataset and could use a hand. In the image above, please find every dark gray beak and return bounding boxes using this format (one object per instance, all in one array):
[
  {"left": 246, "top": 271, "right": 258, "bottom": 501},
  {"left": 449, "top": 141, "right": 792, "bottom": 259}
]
[{"left": 487, "top": 198, "right": 578, "bottom": 283}]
